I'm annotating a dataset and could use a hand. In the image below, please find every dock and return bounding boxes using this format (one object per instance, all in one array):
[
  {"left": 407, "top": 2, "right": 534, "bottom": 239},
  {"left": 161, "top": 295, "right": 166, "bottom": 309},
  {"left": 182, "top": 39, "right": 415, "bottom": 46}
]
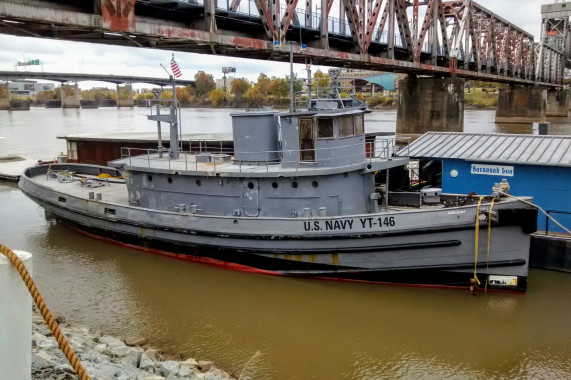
[{"left": 0, "top": 157, "right": 39, "bottom": 181}]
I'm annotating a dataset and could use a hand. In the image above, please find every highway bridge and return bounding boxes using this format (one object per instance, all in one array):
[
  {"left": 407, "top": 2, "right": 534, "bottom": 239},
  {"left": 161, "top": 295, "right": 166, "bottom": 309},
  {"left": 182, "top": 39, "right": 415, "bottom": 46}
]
[
  {"left": 0, "top": 71, "right": 195, "bottom": 86},
  {"left": 0, "top": 70, "right": 194, "bottom": 109}
]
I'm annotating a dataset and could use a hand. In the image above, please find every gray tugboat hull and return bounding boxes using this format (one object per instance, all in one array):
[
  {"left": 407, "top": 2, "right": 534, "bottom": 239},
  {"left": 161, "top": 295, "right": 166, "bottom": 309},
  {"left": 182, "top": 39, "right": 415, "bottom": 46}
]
[{"left": 19, "top": 164, "right": 535, "bottom": 291}]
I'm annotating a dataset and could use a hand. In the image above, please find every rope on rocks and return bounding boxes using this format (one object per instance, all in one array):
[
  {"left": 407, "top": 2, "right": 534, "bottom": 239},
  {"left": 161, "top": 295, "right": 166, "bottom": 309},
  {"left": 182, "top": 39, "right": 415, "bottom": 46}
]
[{"left": 0, "top": 244, "right": 90, "bottom": 380}]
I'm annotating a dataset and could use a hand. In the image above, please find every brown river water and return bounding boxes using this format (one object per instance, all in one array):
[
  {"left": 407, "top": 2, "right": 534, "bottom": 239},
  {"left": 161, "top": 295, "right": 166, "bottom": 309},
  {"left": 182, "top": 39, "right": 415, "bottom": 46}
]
[{"left": 1, "top": 107, "right": 570, "bottom": 379}]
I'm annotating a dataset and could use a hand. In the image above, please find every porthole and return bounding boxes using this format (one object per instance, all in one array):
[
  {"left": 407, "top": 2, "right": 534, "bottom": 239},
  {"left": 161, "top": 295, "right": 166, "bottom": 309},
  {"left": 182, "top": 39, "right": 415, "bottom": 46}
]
[
  {"left": 233, "top": 220, "right": 238, "bottom": 225},
  {"left": 272, "top": 182, "right": 278, "bottom": 189},
  {"left": 147, "top": 175, "right": 152, "bottom": 182},
  {"left": 248, "top": 182, "right": 255, "bottom": 190},
  {"left": 167, "top": 177, "right": 173, "bottom": 184},
  {"left": 312, "top": 181, "right": 319, "bottom": 188},
  {"left": 196, "top": 179, "right": 201, "bottom": 186},
  {"left": 292, "top": 181, "right": 298, "bottom": 189}
]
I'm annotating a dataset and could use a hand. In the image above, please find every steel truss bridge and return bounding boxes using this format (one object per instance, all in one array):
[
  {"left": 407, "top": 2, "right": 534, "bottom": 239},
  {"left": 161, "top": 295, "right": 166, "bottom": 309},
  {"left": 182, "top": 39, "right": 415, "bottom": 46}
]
[{"left": 0, "top": 0, "right": 567, "bottom": 87}]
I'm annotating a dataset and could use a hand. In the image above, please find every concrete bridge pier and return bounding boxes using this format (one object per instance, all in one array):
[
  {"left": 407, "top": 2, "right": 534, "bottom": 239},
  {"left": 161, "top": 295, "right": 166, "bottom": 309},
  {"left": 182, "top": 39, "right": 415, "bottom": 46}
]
[
  {"left": 0, "top": 82, "right": 10, "bottom": 110},
  {"left": 60, "top": 83, "right": 80, "bottom": 109},
  {"left": 546, "top": 89, "right": 569, "bottom": 117},
  {"left": 396, "top": 77, "right": 465, "bottom": 140},
  {"left": 495, "top": 86, "right": 546, "bottom": 123},
  {"left": 116, "top": 84, "right": 134, "bottom": 107},
  {"left": 0, "top": 82, "right": 30, "bottom": 110}
]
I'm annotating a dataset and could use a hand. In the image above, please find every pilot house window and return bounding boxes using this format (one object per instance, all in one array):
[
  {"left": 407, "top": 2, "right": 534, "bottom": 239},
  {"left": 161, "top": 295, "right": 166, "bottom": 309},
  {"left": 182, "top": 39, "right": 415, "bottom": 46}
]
[
  {"left": 355, "top": 115, "right": 364, "bottom": 135},
  {"left": 317, "top": 118, "right": 334, "bottom": 138},
  {"left": 339, "top": 116, "right": 354, "bottom": 137},
  {"left": 299, "top": 118, "right": 315, "bottom": 162}
]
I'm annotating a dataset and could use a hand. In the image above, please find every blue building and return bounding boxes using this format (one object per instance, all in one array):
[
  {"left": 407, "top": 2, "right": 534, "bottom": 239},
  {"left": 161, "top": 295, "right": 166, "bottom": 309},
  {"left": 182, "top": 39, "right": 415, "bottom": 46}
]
[
  {"left": 406, "top": 132, "right": 571, "bottom": 232},
  {"left": 405, "top": 132, "right": 571, "bottom": 271}
]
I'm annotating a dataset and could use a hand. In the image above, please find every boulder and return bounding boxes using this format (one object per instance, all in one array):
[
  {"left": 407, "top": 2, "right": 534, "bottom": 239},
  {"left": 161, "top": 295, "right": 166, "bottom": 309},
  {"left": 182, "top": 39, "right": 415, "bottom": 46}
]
[
  {"left": 125, "top": 336, "right": 147, "bottom": 346},
  {"left": 34, "top": 333, "right": 58, "bottom": 350},
  {"left": 139, "top": 349, "right": 159, "bottom": 372},
  {"left": 122, "top": 348, "right": 143, "bottom": 368},
  {"left": 93, "top": 344, "right": 107, "bottom": 354},
  {"left": 177, "top": 363, "right": 193, "bottom": 377},
  {"left": 198, "top": 360, "right": 214, "bottom": 372},
  {"left": 98, "top": 335, "right": 126, "bottom": 349},
  {"left": 182, "top": 358, "right": 199, "bottom": 367},
  {"left": 204, "top": 373, "right": 222, "bottom": 380},
  {"left": 109, "top": 344, "right": 133, "bottom": 358},
  {"left": 158, "top": 360, "right": 180, "bottom": 377}
]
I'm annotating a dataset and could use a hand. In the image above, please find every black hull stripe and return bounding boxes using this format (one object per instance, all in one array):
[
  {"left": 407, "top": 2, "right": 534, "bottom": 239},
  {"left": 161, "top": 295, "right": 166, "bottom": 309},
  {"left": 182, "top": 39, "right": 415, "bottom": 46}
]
[
  {"left": 27, "top": 192, "right": 491, "bottom": 242},
  {"left": 49, "top": 215, "right": 528, "bottom": 292},
  {"left": 279, "top": 259, "right": 527, "bottom": 276}
]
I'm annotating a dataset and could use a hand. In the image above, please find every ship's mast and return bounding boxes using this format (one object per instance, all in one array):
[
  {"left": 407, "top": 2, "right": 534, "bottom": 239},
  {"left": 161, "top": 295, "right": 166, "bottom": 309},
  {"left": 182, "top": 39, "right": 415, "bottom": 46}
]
[{"left": 148, "top": 75, "right": 180, "bottom": 159}]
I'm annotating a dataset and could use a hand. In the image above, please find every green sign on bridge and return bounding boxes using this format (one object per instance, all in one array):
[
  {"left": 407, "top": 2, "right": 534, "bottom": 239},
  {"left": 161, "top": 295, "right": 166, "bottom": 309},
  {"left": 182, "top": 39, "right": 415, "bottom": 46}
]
[{"left": 17, "top": 59, "right": 41, "bottom": 66}]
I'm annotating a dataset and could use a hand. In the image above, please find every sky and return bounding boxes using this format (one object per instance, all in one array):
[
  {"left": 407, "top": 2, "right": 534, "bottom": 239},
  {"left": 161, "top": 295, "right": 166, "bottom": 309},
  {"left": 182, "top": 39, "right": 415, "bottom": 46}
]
[{"left": 0, "top": 0, "right": 549, "bottom": 89}]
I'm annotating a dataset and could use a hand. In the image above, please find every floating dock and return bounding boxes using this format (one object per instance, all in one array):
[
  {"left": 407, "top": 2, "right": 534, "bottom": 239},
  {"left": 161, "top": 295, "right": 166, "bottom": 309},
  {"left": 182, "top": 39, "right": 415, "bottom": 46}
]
[{"left": 0, "top": 157, "right": 39, "bottom": 181}]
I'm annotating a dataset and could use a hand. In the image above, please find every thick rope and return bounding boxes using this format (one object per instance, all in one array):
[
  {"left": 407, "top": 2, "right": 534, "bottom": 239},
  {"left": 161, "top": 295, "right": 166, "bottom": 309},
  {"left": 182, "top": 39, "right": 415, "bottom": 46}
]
[
  {"left": 473, "top": 197, "right": 483, "bottom": 287},
  {"left": 484, "top": 199, "right": 495, "bottom": 293},
  {"left": 0, "top": 244, "right": 90, "bottom": 380},
  {"left": 498, "top": 191, "right": 571, "bottom": 234}
]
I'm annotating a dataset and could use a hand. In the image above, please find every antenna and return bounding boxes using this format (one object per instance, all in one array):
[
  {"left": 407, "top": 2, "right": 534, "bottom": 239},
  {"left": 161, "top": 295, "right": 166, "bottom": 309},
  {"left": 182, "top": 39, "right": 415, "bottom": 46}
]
[{"left": 160, "top": 63, "right": 172, "bottom": 78}]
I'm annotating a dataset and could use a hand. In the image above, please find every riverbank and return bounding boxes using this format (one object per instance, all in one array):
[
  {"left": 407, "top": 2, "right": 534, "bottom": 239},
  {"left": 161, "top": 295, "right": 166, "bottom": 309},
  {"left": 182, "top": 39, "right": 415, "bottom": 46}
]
[{"left": 32, "top": 312, "right": 234, "bottom": 380}]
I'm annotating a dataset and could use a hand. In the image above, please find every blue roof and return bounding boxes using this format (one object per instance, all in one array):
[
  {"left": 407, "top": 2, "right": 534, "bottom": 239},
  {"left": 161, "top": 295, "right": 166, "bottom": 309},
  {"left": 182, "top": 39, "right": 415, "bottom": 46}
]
[{"left": 362, "top": 73, "right": 397, "bottom": 91}]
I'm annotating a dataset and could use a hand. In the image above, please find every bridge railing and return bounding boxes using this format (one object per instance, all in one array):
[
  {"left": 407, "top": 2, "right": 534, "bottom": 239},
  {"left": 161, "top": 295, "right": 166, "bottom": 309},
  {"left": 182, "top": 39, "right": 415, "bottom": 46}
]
[{"left": 166, "top": 0, "right": 445, "bottom": 56}]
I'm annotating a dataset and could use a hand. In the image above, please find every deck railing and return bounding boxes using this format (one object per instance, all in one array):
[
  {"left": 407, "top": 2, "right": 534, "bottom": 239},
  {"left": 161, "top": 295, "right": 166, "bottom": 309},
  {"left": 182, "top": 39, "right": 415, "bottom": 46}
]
[{"left": 120, "top": 137, "right": 409, "bottom": 173}]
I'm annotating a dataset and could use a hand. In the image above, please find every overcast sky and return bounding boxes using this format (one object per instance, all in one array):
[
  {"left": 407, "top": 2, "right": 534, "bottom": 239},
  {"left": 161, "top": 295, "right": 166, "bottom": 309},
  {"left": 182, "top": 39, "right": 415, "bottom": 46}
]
[{"left": 0, "top": 0, "right": 549, "bottom": 88}]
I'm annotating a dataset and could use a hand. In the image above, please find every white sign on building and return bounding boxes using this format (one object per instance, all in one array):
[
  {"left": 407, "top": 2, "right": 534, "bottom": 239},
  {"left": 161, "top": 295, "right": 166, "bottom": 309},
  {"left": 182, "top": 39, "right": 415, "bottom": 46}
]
[{"left": 470, "top": 164, "right": 514, "bottom": 177}]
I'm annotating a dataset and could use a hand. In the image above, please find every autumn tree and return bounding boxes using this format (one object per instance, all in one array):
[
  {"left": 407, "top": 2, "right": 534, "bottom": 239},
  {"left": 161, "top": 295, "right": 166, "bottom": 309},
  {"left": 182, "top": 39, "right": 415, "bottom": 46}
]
[
  {"left": 313, "top": 70, "right": 329, "bottom": 96},
  {"left": 244, "top": 87, "right": 264, "bottom": 108},
  {"left": 231, "top": 78, "right": 251, "bottom": 98},
  {"left": 270, "top": 77, "right": 289, "bottom": 100},
  {"left": 33, "top": 90, "right": 57, "bottom": 106},
  {"left": 176, "top": 87, "right": 193, "bottom": 106},
  {"left": 254, "top": 73, "right": 272, "bottom": 96},
  {"left": 194, "top": 71, "right": 215, "bottom": 98},
  {"left": 209, "top": 88, "right": 226, "bottom": 107}
]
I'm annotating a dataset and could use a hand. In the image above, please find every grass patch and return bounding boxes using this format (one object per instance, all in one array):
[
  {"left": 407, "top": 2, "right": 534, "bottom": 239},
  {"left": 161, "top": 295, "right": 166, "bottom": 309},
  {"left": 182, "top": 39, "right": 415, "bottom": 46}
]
[{"left": 465, "top": 88, "right": 498, "bottom": 108}]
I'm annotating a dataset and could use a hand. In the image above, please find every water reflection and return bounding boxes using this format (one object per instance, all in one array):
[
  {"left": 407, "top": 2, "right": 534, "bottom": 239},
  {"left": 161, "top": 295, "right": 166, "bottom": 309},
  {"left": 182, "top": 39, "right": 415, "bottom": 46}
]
[{"left": 495, "top": 122, "right": 534, "bottom": 135}]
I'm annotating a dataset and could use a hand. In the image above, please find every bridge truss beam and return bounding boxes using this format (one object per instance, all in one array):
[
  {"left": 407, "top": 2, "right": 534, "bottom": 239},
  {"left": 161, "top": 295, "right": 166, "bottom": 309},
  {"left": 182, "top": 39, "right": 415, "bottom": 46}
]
[{"left": 0, "top": 0, "right": 559, "bottom": 86}]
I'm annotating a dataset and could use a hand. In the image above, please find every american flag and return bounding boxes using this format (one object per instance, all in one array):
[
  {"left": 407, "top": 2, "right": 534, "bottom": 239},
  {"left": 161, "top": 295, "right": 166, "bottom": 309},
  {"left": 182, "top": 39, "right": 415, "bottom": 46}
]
[{"left": 171, "top": 55, "right": 182, "bottom": 78}]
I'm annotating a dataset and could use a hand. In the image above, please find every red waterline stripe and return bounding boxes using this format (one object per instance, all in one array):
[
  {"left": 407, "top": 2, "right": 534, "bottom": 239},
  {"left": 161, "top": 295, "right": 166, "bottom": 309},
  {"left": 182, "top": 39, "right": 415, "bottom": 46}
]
[
  {"left": 63, "top": 223, "right": 281, "bottom": 276},
  {"left": 61, "top": 222, "right": 523, "bottom": 294}
]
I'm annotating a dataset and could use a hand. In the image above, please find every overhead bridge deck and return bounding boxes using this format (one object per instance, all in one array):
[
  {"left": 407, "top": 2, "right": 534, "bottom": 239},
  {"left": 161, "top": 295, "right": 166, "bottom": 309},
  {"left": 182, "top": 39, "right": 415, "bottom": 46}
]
[{"left": 0, "top": 0, "right": 560, "bottom": 86}]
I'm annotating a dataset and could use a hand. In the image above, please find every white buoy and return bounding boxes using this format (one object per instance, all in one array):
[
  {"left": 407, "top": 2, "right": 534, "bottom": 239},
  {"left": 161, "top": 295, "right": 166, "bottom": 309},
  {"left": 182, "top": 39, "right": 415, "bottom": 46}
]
[{"left": 0, "top": 250, "right": 32, "bottom": 380}]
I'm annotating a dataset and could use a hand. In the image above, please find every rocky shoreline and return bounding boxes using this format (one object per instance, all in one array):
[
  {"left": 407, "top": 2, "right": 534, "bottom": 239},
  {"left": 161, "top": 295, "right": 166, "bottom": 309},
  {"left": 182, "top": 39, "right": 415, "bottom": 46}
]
[{"left": 32, "top": 313, "right": 234, "bottom": 380}]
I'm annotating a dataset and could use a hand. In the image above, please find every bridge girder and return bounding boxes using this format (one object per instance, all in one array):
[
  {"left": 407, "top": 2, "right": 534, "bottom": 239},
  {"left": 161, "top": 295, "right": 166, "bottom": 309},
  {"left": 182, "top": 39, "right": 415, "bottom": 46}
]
[
  {"left": 0, "top": 71, "right": 196, "bottom": 87},
  {"left": 0, "top": 0, "right": 560, "bottom": 87}
]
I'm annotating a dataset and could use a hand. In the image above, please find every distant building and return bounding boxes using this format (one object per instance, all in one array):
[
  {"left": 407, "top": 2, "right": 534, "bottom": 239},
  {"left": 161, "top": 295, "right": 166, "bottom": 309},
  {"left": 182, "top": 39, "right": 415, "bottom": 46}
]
[
  {"left": 339, "top": 69, "right": 386, "bottom": 89},
  {"left": 338, "top": 70, "right": 404, "bottom": 95},
  {"left": 9, "top": 80, "right": 55, "bottom": 97},
  {"left": 215, "top": 76, "right": 237, "bottom": 93}
]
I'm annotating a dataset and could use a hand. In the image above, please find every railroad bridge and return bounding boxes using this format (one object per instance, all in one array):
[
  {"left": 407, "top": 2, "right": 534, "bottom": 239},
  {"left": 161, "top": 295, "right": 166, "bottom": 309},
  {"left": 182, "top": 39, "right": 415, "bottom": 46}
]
[{"left": 0, "top": 0, "right": 570, "bottom": 135}]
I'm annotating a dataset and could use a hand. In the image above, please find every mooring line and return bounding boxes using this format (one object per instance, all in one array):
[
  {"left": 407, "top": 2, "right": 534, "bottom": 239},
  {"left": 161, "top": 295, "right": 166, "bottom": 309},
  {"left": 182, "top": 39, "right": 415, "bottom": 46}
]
[{"left": 0, "top": 244, "right": 90, "bottom": 380}]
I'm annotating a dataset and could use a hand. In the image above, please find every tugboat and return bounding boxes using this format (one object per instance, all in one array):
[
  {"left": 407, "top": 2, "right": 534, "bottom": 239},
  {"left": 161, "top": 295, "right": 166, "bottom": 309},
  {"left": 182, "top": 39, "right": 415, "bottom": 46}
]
[{"left": 19, "top": 81, "right": 537, "bottom": 291}]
